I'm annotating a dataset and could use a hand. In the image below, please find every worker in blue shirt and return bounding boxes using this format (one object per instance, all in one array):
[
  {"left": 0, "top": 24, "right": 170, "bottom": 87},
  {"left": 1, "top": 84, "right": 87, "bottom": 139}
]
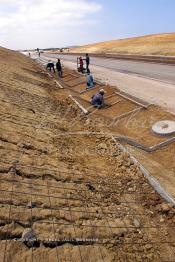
[
  {"left": 86, "top": 71, "right": 94, "bottom": 89},
  {"left": 91, "top": 89, "right": 106, "bottom": 108}
]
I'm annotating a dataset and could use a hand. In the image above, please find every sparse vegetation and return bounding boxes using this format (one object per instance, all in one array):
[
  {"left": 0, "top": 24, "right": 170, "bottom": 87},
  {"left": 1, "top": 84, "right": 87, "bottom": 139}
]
[{"left": 70, "top": 33, "right": 175, "bottom": 56}]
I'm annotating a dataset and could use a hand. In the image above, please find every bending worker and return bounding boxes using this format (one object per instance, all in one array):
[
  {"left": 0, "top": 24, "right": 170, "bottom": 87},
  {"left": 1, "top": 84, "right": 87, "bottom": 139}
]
[
  {"left": 86, "top": 70, "right": 94, "bottom": 89},
  {"left": 91, "top": 89, "right": 105, "bottom": 108},
  {"left": 46, "top": 61, "right": 55, "bottom": 73}
]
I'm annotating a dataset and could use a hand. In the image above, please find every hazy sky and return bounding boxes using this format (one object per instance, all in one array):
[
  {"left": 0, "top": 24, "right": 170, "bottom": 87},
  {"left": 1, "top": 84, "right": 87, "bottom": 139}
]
[{"left": 0, "top": 0, "right": 175, "bottom": 50}]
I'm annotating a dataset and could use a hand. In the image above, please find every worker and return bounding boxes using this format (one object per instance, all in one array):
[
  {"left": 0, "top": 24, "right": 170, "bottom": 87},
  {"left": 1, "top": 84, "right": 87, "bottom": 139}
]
[
  {"left": 79, "top": 57, "right": 84, "bottom": 73},
  {"left": 86, "top": 70, "right": 94, "bottom": 89},
  {"left": 85, "top": 53, "right": 90, "bottom": 72},
  {"left": 91, "top": 89, "right": 106, "bottom": 108},
  {"left": 56, "top": 59, "right": 63, "bottom": 78},
  {"left": 46, "top": 61, "right": 55, "bottom": 73}
]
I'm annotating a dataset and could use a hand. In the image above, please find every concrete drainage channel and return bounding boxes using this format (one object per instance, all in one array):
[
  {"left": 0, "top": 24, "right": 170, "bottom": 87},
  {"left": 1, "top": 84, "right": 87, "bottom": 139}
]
[
  {"left": 115, "top": 138, "right": 175, "bottom": 207},
  {"left": 34, "top": 56, "right": 175, "bottom": 206}
]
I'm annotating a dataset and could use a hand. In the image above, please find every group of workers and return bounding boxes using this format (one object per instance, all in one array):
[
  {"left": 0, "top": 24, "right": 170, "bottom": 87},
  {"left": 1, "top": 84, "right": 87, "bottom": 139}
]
[
  {"left": 45, "top": 53, "right": 106, "bottom": 109},
  {"left": 78, "top": 53, "right": 90, "bottom": 73},
  {"left": 46, "top": 59, "right": 63, "bottom": 78},
  {"left": 46, "top": 53, "right": 93, "bottom": 87},
  {"left": 80, "top": 55, "right": 107, "bottom": 108},
  {"left": 78, "top": 54, "right": 106, "bottom": 108},
  {"left": 77, "top": 54, "right": 94, "bottom": 89}
]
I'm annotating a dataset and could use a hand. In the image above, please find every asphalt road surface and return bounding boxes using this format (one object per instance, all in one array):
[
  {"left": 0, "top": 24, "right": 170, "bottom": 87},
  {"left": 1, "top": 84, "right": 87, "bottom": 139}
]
[{"left": 43, "top": 53, "right": 175, "bottom": 85}]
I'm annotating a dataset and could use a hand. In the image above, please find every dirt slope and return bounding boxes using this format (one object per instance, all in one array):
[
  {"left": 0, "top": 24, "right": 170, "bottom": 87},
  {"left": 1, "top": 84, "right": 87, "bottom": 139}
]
[
  {"left": 70, "top": 33, "right": 175, "bottom": 56},
  {"left": 1, "top": 47, "right": 175, "bottom": 261}
]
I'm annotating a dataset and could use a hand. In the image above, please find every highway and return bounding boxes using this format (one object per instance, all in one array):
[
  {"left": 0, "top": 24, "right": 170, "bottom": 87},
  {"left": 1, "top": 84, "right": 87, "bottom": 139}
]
[
  {"left": 43, "top": 53, "right": 175, "bottom": 85},
  {"left": 36, "top": 53, "right": 175, "bottom": 114}
]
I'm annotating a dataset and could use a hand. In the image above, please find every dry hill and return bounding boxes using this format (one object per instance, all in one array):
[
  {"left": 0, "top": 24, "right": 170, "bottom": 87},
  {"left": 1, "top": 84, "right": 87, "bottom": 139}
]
[{"left": 70, "top": 33, "right": 175, "bottom": 56}]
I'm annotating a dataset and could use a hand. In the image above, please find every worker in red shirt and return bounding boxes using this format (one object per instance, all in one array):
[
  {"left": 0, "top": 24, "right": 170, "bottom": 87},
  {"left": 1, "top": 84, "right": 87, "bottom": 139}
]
[{"left": 79, "top": 57, "right": 84, "bottom": 73}]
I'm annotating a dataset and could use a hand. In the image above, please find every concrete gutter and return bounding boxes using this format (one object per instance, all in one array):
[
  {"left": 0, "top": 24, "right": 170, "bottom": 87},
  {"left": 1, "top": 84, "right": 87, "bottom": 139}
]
[
  {"left": 113, "top": 138, "right": 175, "bottom": 206},
  {"left": 114, "top": 135, "right": 175, "bottom": 152}
]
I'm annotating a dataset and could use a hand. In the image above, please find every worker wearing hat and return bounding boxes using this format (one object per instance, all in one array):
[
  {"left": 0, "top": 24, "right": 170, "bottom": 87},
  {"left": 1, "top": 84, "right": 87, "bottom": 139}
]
[{"left": 91, "top": 89, "right": 106, "bottom": 108}]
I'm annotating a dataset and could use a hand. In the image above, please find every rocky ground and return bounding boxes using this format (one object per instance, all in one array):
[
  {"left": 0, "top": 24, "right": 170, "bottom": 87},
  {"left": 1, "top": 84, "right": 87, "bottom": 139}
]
[{"left": 0, "top": 47, "right": 175, "bottom": 261}]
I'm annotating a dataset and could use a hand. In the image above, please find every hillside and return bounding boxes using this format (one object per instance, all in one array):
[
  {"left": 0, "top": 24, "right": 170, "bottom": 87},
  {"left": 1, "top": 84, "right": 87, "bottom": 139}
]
[
  {"left": 1, "top": 47, "right": 175, "bottom": 261},
  {"left": 70, "top": 33, "right": 175, "bottom": 56}
]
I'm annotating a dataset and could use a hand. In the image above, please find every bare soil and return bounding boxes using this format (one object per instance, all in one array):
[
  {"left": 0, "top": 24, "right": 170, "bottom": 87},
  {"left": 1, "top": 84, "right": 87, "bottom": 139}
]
[
  {"left": 0, "top": 47, "right": 175, "bottom": 261},
  {"left": 57, "top": 70, "right": 175, "bottom": 172}
]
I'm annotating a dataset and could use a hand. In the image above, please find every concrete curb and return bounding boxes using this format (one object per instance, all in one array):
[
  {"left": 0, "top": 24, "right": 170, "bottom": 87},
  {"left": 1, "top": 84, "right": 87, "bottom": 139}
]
[{"left": 113, "top": 138, "right": 175, "bottom": 206}]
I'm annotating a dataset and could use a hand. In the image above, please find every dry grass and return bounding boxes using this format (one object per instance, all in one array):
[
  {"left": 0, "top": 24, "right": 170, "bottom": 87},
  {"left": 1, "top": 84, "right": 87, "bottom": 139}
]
[{"left": 70, "top": 33, "right": 175, "bottom": 56}]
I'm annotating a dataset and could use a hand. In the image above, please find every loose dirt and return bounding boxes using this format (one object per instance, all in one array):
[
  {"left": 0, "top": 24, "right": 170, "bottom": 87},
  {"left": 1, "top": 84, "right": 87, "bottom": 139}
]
[{"left": 0, "top": 47, "right": 175, "bottom": 261}]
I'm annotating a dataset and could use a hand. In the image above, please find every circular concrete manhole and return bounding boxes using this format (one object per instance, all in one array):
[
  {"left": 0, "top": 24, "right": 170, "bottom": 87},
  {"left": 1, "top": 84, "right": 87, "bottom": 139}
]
[{"left": 152, "top": 120, "right": 175, "bottom": 136}]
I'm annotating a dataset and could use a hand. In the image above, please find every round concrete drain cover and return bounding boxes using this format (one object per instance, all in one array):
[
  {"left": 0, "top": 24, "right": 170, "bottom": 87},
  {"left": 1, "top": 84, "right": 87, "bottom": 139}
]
[{"left": 152, "top": 120, "right": 175, "bottom": 136}]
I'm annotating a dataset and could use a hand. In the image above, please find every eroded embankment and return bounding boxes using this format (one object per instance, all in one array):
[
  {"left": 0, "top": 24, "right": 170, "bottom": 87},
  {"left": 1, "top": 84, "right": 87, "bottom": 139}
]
[{"left": 0, "top": 47, "right": 175, "bottom": 261}]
